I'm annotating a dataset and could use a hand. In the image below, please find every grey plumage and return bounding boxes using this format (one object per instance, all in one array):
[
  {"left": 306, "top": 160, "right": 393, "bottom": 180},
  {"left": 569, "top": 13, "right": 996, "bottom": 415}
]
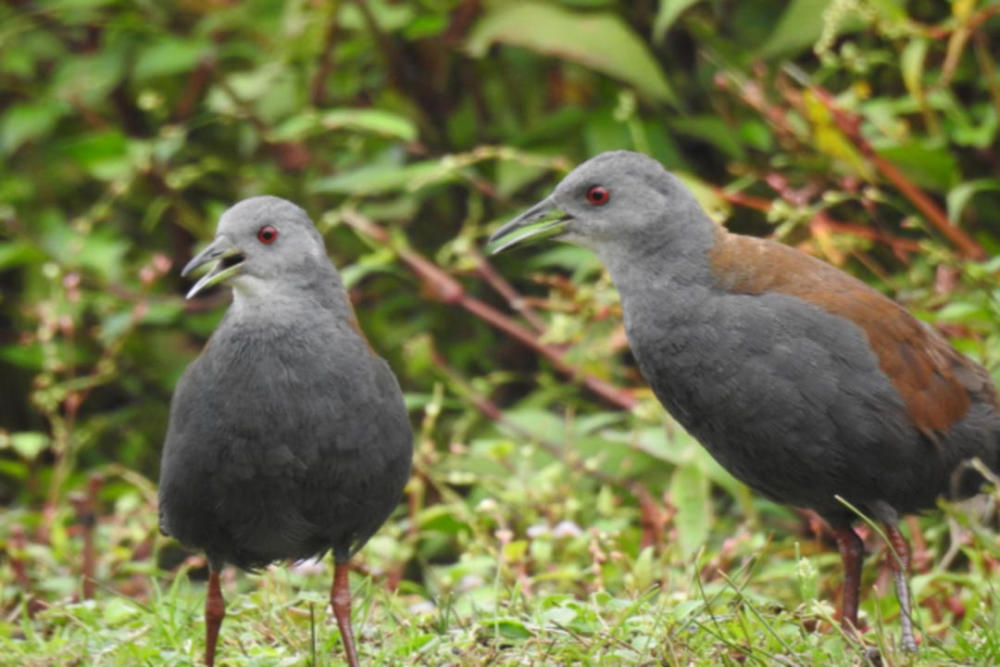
[
  {"left": 159, "top": 196, "right": 412, "bottom": 665},
  {"left": 489, "top": 150, "right": 1000, "bottom": 650}
]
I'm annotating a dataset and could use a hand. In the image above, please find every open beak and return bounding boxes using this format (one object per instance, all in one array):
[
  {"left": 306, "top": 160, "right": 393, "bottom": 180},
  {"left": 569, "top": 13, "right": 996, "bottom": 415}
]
[
  {"left": 486, "top": 197, "right": 572, "bottom": 255},
  {"left": 182, "top": 235, "right": 246, "bottom": 299}
]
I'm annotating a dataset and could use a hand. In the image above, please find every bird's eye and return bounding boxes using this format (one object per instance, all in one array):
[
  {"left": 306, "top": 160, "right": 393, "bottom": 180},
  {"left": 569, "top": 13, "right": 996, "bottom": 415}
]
[
  {"left": 585, "top": 185, "right": 609, "bottom": 206},
  {"left": 257, "top": 225, "right": 278, "bottom": 244}
]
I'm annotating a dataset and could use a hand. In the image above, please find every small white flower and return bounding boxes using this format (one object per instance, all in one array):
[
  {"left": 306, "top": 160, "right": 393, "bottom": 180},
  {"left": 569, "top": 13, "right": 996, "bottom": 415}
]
[
  {"left": 476, "top": 498, "right": 498, "bottom": 512},
  {"left": 552, "top": 520, "right": 582, "bottom": 538},
  {"left": 409, "top": 600, "right": 436, "bottom": 615},
  {"left": 458, "top": 574, "right": 485, "bottom": 592},
  {"left": 526, "top": 522, "right": 551, "bottom": 538}
]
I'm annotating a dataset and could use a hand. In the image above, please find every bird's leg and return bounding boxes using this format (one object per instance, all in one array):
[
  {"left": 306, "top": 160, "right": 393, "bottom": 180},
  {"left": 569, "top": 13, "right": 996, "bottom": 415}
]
[
  {"left": 205, "top": 568, "right": 226, "bottom": 667},
  {"left": 331, "top": 561, "right": 360, "bottom": 667},
  {"left": 832, "top": 526, "right": 864, "bottom": 639},
  {"left": 884, "top": 523, "right": 918, "bottom": 652}
]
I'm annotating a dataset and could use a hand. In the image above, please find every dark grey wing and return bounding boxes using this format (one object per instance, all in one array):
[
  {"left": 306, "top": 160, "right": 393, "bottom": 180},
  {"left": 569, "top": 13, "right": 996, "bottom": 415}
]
[
  {"left": 302, "top": 353, "right": 413, "bottom": 563},
  {"left": 158, "top": 358, "right": 231, "bottom": 560},
  {"left": 346, "top": 356, "right": 413, "bottom": 559}
]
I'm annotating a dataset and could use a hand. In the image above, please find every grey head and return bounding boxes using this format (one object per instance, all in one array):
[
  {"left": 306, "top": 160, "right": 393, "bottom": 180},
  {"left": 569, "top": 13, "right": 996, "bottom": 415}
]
[
  {"left": 183, "top": 196, "right": 335, "bottom": 300},
  {"left": 487, "top": 151, "right": 713, "bottom": 263}
]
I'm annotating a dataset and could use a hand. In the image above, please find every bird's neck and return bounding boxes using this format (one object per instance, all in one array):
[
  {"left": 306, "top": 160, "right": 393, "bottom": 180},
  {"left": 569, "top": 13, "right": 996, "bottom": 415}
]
[
  {"left": 599, "top": 219, "right": 731, "bottom": 432},
  {"left": 597, "top": 210, "right": 720, "bottom": 295},
  {"left": 229, "top": 261, "right": 355, "bottom": 323},
  {"left": 594, "top": 210, "right": 730, "bottom": 381}
]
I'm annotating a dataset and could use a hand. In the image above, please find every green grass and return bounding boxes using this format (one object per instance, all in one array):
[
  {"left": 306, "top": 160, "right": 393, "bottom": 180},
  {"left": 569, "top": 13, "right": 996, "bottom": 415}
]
[{"left": 2, "top": 423, "right": 999, "bottom": 666}]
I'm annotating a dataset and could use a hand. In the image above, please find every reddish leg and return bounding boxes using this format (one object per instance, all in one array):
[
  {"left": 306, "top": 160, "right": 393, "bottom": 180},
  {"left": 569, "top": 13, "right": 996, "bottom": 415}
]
[
  {"left": 331, "top": 561, "right": 360, "bottom": 667},
  {"left": 884, "top": 523, "right": 918, "bottom": 652},
  {"left": 205, "top": 568, "right": 226, "bottom": 666},
  {"left": 832, "top": 526, "right": 864, "bottom": 638}
]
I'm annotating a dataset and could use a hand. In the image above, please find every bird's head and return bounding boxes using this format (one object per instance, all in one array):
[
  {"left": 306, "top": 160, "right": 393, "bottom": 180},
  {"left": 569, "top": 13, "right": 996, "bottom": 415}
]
[
  {"left": 487, "top": 150, "right": 705, "bottom": 259},
  {"left": 183, "top": 196, "right": 330, "bottom": 299}
]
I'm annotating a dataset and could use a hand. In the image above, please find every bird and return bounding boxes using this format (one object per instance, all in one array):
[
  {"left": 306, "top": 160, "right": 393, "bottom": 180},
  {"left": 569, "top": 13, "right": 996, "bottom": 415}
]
[
  {"left": 487, "top": 150, "right": 1000, "bottom": 651},
  {"left": 159, "top": 196, "right": 413, "bottom": 666}
]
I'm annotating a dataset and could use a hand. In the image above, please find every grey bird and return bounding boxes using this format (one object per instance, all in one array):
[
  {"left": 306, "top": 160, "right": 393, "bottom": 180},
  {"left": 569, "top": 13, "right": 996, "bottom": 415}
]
[
  {"left": 487, "top": 150, "right": 1000, "bottom": 651},
  {"left": 159, "top": 196, "right": 413, "bottom": 666}
]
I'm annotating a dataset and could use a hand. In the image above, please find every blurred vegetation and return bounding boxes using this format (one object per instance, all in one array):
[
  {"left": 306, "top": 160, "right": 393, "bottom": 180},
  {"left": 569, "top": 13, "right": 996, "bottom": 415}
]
[{"left": 2, "top": 0, "right": 1000, "bottom": 664}]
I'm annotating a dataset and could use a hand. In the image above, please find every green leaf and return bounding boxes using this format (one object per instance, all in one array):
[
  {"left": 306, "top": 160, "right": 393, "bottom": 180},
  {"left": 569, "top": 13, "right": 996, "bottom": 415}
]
[
  {"left": 339, "top": 1, "right": 415, "bottom": 32},
  {"left": 310, "top": 160, "right": 454, "bottom": 195},
  {"left": 584, "top": 109, "right": 633, "bottom": 154},
  {"left": 950, "top": 104, "right": 998, "bottom": 149},
  {"left": 669, "top": 462, "right": 712, "bottom": 559},
  {"left": 761, "top": 0, "right": 865, "bottom": 57},
  {"left": 874, "top": 141, "right": 959, "bottom": 191},
  {"left": 803, "top": 91, "right": 875, "bottom": 180},
  {"left": 207, "top": 64, "right": 302, "bottom": 123},
  {"left": 653, "top": 0, "right": 703, "bottom": 42},
  {"left": 503, "top": 540, "right": 528, "bottom": 561},
  {"left": 495, "top": 158, "right": 548, "bottom": 198},
  {"left": 101, "top": 597, "right": 139, "bottom": 625},
  {"left": 0, "top": 240, "right": 46, "bottom": 269},
  {"left": 467, "top": 2, "right": 676, "bottom": 104},
  {"left": 629, "top": 546, "right": 657, "bottom": 590},
  {"left": 761, "top": 0, "right": 829, "bottom": 57},
  {"left": 671, "top": 116, "right": 746, "bottom": 160},
  {"left": 320, "top": 109, "right": 418, "bottom": 142},
  {"left": 133, "top": 37, "right": 211, "bottom": 81},
  {"left": 58, "top": 130, "right": 133, "bottom": 181},
  {"left": 51, "top": 50, "right": 125, "bottom": 106},
  {"left": 269, "top": 111, "right": 319, "bottom": 141},
  {"left": 739, "top": 119, "right": 774, "bottom": 151},
  {"left": 6, "top": 432, "right": 50, "bottom": 460},
  {"left": 270, "top": 109, "right": 418, "bottom": 143},
  {"left": 481, "top": 618, "right": 532, "bottom": 639},
  {"left": 71, "top": 229, "right": 130, "bottom": 280},
  {"left": 0, "top": 343, "right": 44, "bottom": 369},
  {"left": 0, "top": 101, "right": 70, "bottom": 154},
  {"left": 141, "top": 301, "right": 185, "bottom": 326},
  {"left": 936, "top": 301, "right": 992, "bottom": 325},
  {"left": 418, "top": 505, "right": 470, "bottom": 535},
  {"left": 403, "top": 13, "right": 449, "bottom": 40},
  {"left": 900, "top": 38, "right": 928, "bottom": 100},
  {"left": 947, "top": 179, "right": 1000, "bottom": 222}
]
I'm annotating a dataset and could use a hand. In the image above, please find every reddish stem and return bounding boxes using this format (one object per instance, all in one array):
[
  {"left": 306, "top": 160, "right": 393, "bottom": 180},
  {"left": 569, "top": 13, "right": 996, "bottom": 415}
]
[
  {"left": 310, "top": 7, "right": 341, "bottom": 107},
  {"left": 343, "top": 211, "right": 637, "bottom": 411},
  {"left": 469, "top": 246, "right": 548, "bottom": 333},
  {"left": 923, "top": 5, "right": 1000, "bottom": 39},
  {"left": 172, "top": 57, "right": 214, "bottom": 122},
  {"left": 805, "top": 85, "right": 985, "bottom": 260},
  {"left": 635, "top": 484, "right": 667, "bottom": 552},
  {"left": 77, "top": 474, "right": 102, "bottom": 600},
  {"left": 717, "top": 187, "right": 921, "bottom": 255}
]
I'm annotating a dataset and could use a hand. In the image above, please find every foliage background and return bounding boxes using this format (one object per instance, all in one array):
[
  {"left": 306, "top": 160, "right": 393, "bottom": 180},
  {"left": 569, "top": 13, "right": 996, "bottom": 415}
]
[{"left": 2, "top": 0, "right": 1000, "bottom": 664}]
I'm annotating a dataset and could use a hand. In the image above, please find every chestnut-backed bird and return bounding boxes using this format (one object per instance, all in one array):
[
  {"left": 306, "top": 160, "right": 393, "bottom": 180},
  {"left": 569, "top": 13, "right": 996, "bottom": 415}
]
[{"left": 488, "top": 151, "right": 1000, "bottom": 651}]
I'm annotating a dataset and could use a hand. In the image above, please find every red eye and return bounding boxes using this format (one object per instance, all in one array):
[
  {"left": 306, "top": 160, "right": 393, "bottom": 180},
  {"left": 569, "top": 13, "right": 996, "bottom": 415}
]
[
  {"left": 257, "top": 225, "right": 278, "bottom": 244},
  {"left": 586, "top": 185, "right": 609, "bottom": 205}
]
